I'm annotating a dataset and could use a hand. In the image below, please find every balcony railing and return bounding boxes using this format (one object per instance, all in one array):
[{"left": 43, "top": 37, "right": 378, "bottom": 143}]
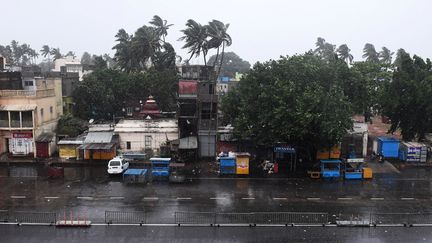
[{"left": 0, "top": 89, "right": 55, "bottom": 98}]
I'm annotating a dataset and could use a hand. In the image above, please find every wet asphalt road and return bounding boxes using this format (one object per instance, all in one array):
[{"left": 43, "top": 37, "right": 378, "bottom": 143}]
[
  {"left": 1, "top": 225, "right": 432, "bottom": 243},
  {"left": 1, "top": 164, "right": 432, "bottom": 241}
]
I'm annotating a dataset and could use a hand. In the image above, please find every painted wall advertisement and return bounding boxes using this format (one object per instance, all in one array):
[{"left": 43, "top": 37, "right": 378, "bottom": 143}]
[{"left": 9, "top": 132, "right": 33, "bottom": 156}]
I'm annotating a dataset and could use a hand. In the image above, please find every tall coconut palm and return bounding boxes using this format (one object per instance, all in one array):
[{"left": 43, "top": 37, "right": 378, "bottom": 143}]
[
  {"left": 206, "top": 20, "right": 232, "bottom": 78},
  {"left": 362, "top": 43, "right": 379, "bottom": 62},
  {"left": 314, "top": 37, "right": 326, "bottom": 56},
  {"left": 179, "top": 19, "right": 209, "bottom": 65},
  {"left": 112, "top": 29, "right": 134, "bottom": 72},
  {"left": 50, "top": 48, "right": 62, "bottom": 60},
  {"left": 40, "top": 45, "right": 50, "bottom": 58},
  {"left": 149, "top": 15, "right": 173, "bottom": 42},
  {"left": 132, "top": 25, "right": 162, "bottom": 69},
  {"left": 379, "top": 47, "right": 394, "bottom": 65},
  {"left": 337, "top": 44, "right": 354, "bottom": 64}
]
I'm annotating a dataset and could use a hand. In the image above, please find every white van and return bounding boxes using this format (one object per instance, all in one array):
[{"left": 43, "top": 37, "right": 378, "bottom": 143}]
[{"left": 107, "top": 157, "right": 129, "bottom": 175}]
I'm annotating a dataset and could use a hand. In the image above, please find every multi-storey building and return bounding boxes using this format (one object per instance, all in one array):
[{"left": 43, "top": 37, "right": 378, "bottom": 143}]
[
  {"left": 0, "top": 70, "right": 63, "bottom": 157},
  {"left": 177, "top": 65, "right": 218, "bottom": 159}
]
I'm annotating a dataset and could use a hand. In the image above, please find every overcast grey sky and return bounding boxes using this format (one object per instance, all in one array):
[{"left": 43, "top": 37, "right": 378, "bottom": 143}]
[{"left": 2, "top": 0, "right": 431, "bottom": 65}]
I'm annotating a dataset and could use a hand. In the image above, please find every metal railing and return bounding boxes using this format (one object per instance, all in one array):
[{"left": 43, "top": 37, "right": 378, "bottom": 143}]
[
  {"left": 105, "top": 211, "right": 146, "bottom": 224},
  {"left": 9, "top": 211, "right": 57, "bottom": 224},
  {"left": 0, "top": 89, "right": 55, "bottom": 98},
  {"left": 174, "top": 212, "right": 329, "bottom": 226},
  {"left": 370, "top": 213, "right": 432, "bottom": 226}
]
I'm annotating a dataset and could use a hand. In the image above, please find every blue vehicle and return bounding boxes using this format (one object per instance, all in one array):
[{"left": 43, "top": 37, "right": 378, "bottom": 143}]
[
  {"left": 320, "top": 159, "right": 342, "bottom": 178},
  {"left": 344, "top": 158, "right": 364, "bottom": 180}
]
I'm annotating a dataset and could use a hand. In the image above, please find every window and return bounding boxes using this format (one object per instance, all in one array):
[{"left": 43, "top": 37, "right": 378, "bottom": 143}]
[
  {"left": 126, "top": 141, "right": 131, "bottom": 149},
  {"left": 50, "top": 106, "right": 53, "bottom": 114},
  {"left": 145, "top": 136, "right": 152, "bottom": 148},
  {"left": 209, "top": 84, "right": 214, "bottom": 94},
  {"left": 126, "top": 107, "right": 133, "bottom": 116},
  {"left": 40, "top": 108, "right": 44, "bottom": 118},
  {"left": 24, "top": 81, "right": 33, "bottom": 86}
]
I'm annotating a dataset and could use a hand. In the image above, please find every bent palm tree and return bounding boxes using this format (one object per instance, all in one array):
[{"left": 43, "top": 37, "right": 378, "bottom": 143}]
[
  {"left": 206, "top": 20, "right": 232, "bottom": 78},
  {"left": 179, "top": 19, "right": 209, "bottom": 65},
  {"left": 50, "top": 48, "right": 62, "bottom": 60},
  {"left": 379, "top": 47, "right": 394, "bottom": 65},
  {"left": 337, "top": 44, "right": 353, "bottom": 64},
  {"left": 362, "top": 43, "right": 379, "bottom": 62},
  {"left": 149, "top": 15, "right": 173, "bottom": 42}
]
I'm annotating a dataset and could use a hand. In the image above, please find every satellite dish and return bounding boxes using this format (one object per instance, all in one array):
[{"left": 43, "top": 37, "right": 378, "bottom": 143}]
[{"left": 89, "top": 119, "right": 94, "bottom": 124}]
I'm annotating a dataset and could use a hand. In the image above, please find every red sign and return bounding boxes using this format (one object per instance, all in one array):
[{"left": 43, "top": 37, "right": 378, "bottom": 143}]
[{"left": 13, "top": 132, "right": 33, "bottom": 138}]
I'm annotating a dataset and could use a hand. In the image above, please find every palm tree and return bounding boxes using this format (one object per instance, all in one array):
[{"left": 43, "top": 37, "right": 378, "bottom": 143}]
[
  {"left": 337, "top": 44, "right": 353, "bottom": 64},
  {"left": 362, "top": 43, "right": 379, "bottom": 62},
  {"left": 112, "top": 29, "right": 134, "bottom": 72},
  {"left": 379, "top": 47, "right": 394, "bottom": 65},
  {"left": 50, "top": 48, "right": 62, "bottom": 60},
  {"left": 40, "top": 45, "right": 50, "bottom": 58},
  {"left": 179, "top": 19, "right": 209, "bottom": 65},
  {"left": 314, "top": 37, "right": 326, "bottom": 56},
  {"left": 66, "top": 51, "right": 76, "bottom": 59},
  {"left": 149, "top": 15, "right": 173, "bottom": 42},
  {"left": 132, "top": 25, "right": 161, "bottom": 70},
  {"left": 206, "top": 20, "right": 232, "bottom": 78}
]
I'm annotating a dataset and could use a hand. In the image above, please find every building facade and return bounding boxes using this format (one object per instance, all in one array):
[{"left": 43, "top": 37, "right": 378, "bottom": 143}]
[{"left": 0, "top": 71, "right": 63, "bottom": 157}]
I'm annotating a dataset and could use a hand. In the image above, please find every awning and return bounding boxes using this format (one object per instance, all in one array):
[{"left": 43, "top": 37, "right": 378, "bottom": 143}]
[{"left": 0, "top": 104, "right": 37, "bottom": 111}]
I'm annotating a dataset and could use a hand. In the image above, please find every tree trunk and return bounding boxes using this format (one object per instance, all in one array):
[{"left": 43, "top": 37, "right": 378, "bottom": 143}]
[
  {"left": 217, "top": 42, "right": 225, "bottom": 80},
  {"left": 213, "top": 47, "right": 220, "bottom": 68}
]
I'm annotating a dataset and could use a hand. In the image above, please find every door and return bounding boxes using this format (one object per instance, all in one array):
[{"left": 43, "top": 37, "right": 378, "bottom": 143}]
[{"left": 36, "top": 142, "right": 49, "bottom": 158}]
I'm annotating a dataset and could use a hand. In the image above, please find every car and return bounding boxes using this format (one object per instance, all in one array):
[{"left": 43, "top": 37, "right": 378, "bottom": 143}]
[{"left": 107, "top": 157, "right": 129, "bottom": 175}]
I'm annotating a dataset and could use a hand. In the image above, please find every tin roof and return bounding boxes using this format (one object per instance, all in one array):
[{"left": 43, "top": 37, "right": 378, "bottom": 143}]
[
  {"left": 84, "top": 132, "right": 113, "bottom": 143},
  {"left": 79, "top": 143, "right": 116, "bottom": 150}
]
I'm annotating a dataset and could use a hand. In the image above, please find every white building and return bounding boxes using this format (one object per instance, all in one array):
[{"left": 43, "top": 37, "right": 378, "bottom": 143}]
[
  {"left": 114, "top": 118, "right": 178, "bottom": 155},
  {"left": 52, "top": 55, "right": 85, "bottom": 81}
]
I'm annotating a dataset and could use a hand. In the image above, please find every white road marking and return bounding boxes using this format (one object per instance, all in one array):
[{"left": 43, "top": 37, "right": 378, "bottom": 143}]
[
  {"left": 337, "top": 197, "right": 353, "bottom": 200},
  {"left": 210, "top": 197, "right": 227, "bottom": 200},
  {"left": 307, "top": 198, "right": 320, "bottom": 201},
  {"left": 371, "top": 197, "right": 384, "bottom": 200},
  {"left": 241, "top": 197, "right": 255, "bottom": 200},
  {"left": 110, "top": 196, "right": 124, "bottom": 200},
  {"left": 44, "top": 196, "right": 59, "bottom": 199},
  {"left": 77, "top": 196, "right": 93, "bottom": 200},
  {"left": 10, "top": 196, "right": 26, "bottom": 199},
  {"left": 273, "top": 197, "right": 288, "bottom": 200},
  {"left": 401, "top": 197, "right": 415, "bottom": 200},
  {"left": 143, "top": 197, "right": 159, "bottom": 200},
  {"left": 176, "top": 197, "right": 192, "bottom": 200}
]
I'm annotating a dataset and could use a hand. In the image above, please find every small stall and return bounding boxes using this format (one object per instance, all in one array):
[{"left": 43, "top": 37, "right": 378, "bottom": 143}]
[
  {"left": 123, "top": 169, "right": 148, "bottom": 184},
  {"left": 220, "top": 157, "right": 236, "bottom": 175},
  {"left": 320, "top": 159, "right": 342, "bottom": 179},
  {"left": 399, "top": 142, "right": 427, "bottom": 163},
  {"left": 150, "top": 157, "right": 171, "bottom": 178},
  {"left": 344, "top": 158, "right": 364, "bottom": 180},
  {"left": 236, "top": 153, "right": 250, "bottom": 175},
  {"left": 376, "top": 137, "right": 400, "bottom": 158}
]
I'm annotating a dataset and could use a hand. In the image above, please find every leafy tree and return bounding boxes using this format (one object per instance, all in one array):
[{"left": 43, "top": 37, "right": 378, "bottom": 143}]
[
  {"left": 73, "top": 69, "right": 177, "bottom": 120},
  {"left": 380, "top": 53, "right": 432, "bottom": 140},
  {"left": 221, "top": 54, "right": 353, "bottom": 153},
  {"left": 56, "top": 114, "right": 88, "bottom": 137},
  {"left": 362, "top": 43, "right": 379, "bottom": 62},
  {"left": 207, "top": 52, "right": 250, "bottom": 78},
  {"left": 0, "top": 40, "right": 37, "bottom": 66},
  {"left": 93, "top": 55, "right": 107, "bottom": 70},
  {"left": 66, "top": 51, "right": 76, "bottom": 58},
  {"left": 379, "top": 47, "right": 394, "bottom": 65},
  {"left": 336, "top": 44, "right": 353, "bottom": 64},
  {"left": 179, "top": 19, "right": 209, "bottom": 65},
  {"left": 393, "top": 48, "right": 408, "bottom": 68}
]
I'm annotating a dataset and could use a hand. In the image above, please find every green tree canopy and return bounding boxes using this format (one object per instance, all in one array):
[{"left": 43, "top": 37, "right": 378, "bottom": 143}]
[
  {"left": 221, "top": 54, "right": 353, "bottom": 152},
  {"left": 207, "top": 52, "right": 250, "bottom": 78},
  {"left": 381, "top": 53, "right": 432, "bottom": 140}
]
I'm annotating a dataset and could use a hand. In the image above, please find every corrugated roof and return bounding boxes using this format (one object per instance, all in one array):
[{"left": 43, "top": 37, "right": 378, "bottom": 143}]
[
  {"left": 79, "top": 143, "right": 115, "bottom": 150},
  {"left": 58, "top": 139, "right": 84, "bottom": 145},
  {"left": 0, "top": 104, "right": 37, "bottom": 111},
  {"left": 84, "top": 132, "right": 113, "bottom": 143}
]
